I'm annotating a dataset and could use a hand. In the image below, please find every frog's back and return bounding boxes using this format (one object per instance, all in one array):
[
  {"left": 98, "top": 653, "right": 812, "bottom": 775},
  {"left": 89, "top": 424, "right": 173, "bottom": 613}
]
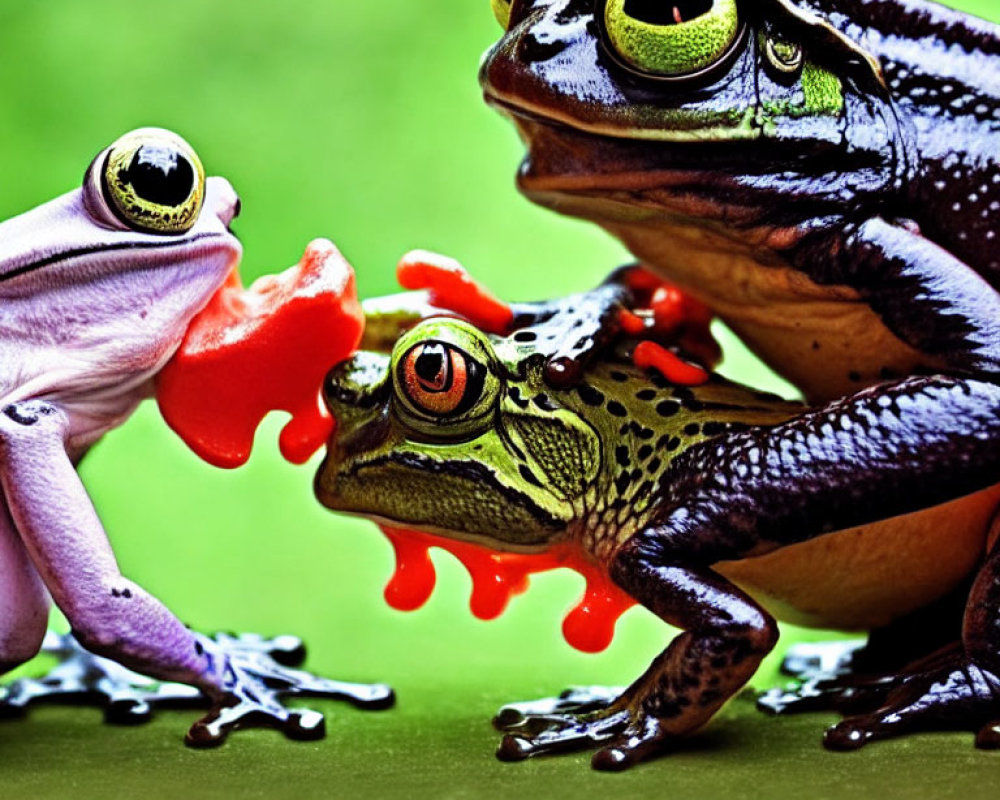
[{"left": 808, "top": 0, "right": 1000, "bottom": 283}]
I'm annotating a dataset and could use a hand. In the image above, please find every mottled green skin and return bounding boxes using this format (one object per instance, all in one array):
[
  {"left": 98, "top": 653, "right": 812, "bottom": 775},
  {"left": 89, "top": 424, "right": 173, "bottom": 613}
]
[{"left": 318, "top": 317, "right": 801, "bottom": 560}]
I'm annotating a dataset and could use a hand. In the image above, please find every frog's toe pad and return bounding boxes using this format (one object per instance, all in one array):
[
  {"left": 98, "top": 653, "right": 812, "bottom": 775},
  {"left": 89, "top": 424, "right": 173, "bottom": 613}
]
[
  {"left": 185, "top": 701, "right": 326, "bottom": 748},
  {"left": 976, "top": 720, "right": 1000, "bottom": 748}
]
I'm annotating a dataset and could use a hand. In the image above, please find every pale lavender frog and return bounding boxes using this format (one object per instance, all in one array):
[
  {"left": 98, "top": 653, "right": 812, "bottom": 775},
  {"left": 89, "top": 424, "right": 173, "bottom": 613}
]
[{"left": 0, "top": 128, "right": 392, "bottom": 745}]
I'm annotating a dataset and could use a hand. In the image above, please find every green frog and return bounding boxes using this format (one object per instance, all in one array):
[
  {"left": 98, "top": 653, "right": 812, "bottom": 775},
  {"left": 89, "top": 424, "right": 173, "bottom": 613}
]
[{"left": 317, "top": 274, "right": 1000, "bottom": 770}]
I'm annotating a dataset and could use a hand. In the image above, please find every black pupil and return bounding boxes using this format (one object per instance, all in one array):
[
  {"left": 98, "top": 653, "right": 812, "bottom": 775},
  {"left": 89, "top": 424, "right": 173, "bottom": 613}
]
[
  {"left": 415, "top": 344, "right": 450, "bottom": 390},
  {"left": 623, "top": 0, "right": 712, "bottom": 24},
  {"left": 122, "top": 145, "right": 194, "bottom": 207}
]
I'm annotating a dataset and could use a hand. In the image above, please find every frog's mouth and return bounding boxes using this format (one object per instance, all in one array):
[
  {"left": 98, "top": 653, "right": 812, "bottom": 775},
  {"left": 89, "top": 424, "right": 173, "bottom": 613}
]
[{"left": 492, "top": 106, "right": 843, "bottom": 236}]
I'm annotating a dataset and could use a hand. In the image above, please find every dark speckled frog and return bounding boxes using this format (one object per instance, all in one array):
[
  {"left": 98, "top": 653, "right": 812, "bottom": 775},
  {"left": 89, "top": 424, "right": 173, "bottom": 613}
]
[
  {"left": 460, "top": 0, "right": 1000, "bottom": 766},
  {"left": 318, "top": 273, "right": 1000, "bottom": 770}
]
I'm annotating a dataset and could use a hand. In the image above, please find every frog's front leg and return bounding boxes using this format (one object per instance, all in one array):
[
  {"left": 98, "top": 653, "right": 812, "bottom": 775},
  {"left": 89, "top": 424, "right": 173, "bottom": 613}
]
[
  {"left": 0, "top": 502, "right": 49, "bottom": 675},
  {"left": 800, "top": 217, "right": 1000, "bottom": 380},
  {"left": 497, "top": 545, "right": 778, "bottom": 771},
  {"left": 0, "top": 400, "right": 391, "bottom": 744}
]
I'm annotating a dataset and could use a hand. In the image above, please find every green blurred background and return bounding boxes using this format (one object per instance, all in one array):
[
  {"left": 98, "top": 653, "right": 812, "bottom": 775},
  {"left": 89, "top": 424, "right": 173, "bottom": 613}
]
[{"left": 0, "top": 1, "right": 997, "bottom": 797}]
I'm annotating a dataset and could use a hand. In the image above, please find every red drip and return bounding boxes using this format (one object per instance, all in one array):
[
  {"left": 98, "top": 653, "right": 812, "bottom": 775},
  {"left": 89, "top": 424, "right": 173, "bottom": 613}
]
[
  {"left": 622, "top": 266, "right": 721, "bottom": 368},
  {"left": 397, "top": 250, "right": 514, "bottom": 335},
  {"left": 633, "top": 340, "right": 709, "bottom": 386},
  {"left": 156, "top": 238, "right": 364, "bottom": 468},
  {"left": 379, "top": 526, "right": 635, "bottom": 653},
  {"left": 617, "top": 308, "right": 647, "bottom": 336}
]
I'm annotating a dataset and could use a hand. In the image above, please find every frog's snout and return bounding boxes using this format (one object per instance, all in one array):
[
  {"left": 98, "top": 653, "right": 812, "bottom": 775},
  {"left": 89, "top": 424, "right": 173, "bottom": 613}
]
[
  {"left": 204, "top": 176, "right": 241, "bottom": 230},
  {"left": 323, "top": 352, "right": 391, "bottom": 413}
]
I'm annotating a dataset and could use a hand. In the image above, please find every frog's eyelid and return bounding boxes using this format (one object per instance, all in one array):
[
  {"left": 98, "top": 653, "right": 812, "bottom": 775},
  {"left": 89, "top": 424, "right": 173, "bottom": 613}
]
[
  {"left": 83, "top": 128, "right": 206, "bottom": 236},
  {"left": 82, "top": 148, "right": 131, "bottom": 232},
  {"left": 757, "top": 0, "right": 886, "bottom": 95}
]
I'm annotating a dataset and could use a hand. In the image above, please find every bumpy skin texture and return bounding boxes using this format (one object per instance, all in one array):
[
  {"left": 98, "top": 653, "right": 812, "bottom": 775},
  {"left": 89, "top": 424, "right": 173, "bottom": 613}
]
[
  {"left": 471, "top": 0, "right": 1000, "bottom": 766},
  {"left": 321, "top": 270, "right": 1000, "bottom": 769}
]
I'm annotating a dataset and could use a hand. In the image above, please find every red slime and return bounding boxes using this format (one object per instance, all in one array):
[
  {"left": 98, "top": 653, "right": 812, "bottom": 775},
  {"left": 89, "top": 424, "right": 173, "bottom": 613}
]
[
  {"left": 380, "top": 526, "right": 636, "bottom": 653},
  {"left": 397, "top": 250, "right": 513, "bottom": 335},
  {"left": 156, "top": 238, "right": 364, "bottom": 468},
  {"left": 633, "top": 341, "right": 709, "bottom": 386}
]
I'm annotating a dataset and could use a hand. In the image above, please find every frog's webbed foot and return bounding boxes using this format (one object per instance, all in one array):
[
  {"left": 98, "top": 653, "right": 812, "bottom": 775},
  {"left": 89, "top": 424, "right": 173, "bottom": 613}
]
[
  {"left": 821, "top": 647, "right": 1000, "bottom": 750},
  {"left": 185, "top": 632, "right": 394, "bottom": 747},
  {"left": 760, "top": 589, "right": 970, "bottom": 717},
  {"left": 494, "top": 685, "right": 624, "bottom": 727},
  {"left": 0, "top": 630, "right": 394, "bottom": 742},
  {"left": 757, "top": 639, "right": 905, "bottom": 717},
  {"left": 493, "top": 686, "right": 678, "bottom": 770},
  {"left": 0, "top": 630, "right": 202, "bottom": 723}
]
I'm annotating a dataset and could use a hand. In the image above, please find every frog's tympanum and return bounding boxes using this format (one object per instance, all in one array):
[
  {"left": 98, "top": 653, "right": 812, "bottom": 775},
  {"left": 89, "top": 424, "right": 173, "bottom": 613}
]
[
  {"left": 458, "top": 0, "right": 1000, "bottom": 767},
  {"left": 0, "top": 129, "right": 391, "bottom": 745},
  {"left": 318, "top": 269, "right": 1000, "bottom": 770}
]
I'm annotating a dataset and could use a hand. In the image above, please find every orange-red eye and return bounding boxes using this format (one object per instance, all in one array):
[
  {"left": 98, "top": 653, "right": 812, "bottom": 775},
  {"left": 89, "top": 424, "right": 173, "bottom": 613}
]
[{"left": 399, "top": 342, "right": 485, "bottom": 417}]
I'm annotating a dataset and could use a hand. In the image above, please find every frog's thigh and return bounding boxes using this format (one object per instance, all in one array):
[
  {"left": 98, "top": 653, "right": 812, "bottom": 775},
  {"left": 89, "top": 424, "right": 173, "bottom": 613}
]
[{"left": 0, "top": 498, "right": 48, "bottom": 671}]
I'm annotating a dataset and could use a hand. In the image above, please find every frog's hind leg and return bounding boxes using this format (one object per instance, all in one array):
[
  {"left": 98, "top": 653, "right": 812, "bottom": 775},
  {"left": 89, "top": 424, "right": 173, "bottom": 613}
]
[
  {"left": 820, "top": 535, "right": 1000, "bottom": 750},
  {"left": 758, "top": 581, "right": 970, "bottom": 717},
  {"left": 495, "top": 547, "right": 779, "bottom": 770}
]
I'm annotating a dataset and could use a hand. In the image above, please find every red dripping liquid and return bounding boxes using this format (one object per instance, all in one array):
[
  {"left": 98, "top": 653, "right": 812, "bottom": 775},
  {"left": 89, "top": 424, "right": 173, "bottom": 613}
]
[
  {"left": 156, "top": 238, "right": 364, "bottom": 468},
  {"left": 396, "top": 250, "right": 514, "bottom": 335},
  {"left": 622, "top": 266, "right": 721, "bottom": 370},
  {"left": 380, "top": 526, "right": 636, "bottom": 653},
  {"left": 633, "top": 341, "right": 709, "bottom": 386}
]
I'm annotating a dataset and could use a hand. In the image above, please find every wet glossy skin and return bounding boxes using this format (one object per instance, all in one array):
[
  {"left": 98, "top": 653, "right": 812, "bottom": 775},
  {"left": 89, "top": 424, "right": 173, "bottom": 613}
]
[
  {"left": 481, "top": 0, "right": 1000, "bottom": 400},
  {"left": 0, "top": 130, "right": 391, "bottom": 744},
  {"left": 319, "top": 277, "right": 1000, "bottom": 769},
  {"left": 463, "top": 1, "right": 1000, "bottom": 766}
]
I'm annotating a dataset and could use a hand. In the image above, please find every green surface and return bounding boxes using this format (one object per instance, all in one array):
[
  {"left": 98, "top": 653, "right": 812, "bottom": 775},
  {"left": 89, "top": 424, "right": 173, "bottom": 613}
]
[{"left": 0, "top": 1, "right": 997, "bottom": 797}]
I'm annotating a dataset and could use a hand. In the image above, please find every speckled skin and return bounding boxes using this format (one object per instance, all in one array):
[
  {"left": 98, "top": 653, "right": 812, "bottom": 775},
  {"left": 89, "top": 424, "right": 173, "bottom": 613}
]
[
  {"left": 320, "top": 272, "right": 1000, "bottom": 769},
  {"left": 470, "top": 0, "right": 1000, "bottom": 765}
]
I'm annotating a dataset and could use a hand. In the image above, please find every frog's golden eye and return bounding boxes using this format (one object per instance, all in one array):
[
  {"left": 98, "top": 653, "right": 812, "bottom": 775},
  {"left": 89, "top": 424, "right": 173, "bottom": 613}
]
[
  {"left": 83, "top": 127, "right": 205, "bottom": 235},
  {"left": 599, "top": 0, "right": 744, "bottom": 81},
  {"left": 399, "top": 342, "right": 485, "bottom": 418},
  {"left": 491, "top": 0, "right": 512, "bottom": 29}
]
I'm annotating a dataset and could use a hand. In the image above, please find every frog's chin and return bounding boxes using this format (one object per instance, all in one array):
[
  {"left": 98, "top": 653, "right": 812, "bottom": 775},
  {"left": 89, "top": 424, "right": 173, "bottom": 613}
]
[
  {"left": 502, "top": 113, "right": 779, "bottom": 234},
  {"left": 340, "top": 509, "right": 555, "bottom": 555}
]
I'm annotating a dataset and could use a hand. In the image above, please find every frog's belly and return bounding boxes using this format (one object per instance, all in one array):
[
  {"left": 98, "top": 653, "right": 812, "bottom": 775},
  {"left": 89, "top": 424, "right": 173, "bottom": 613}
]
[
  {"left": 716, "top": 485, "right": 1000, "bottom": 631},
  {"left": 602, "top": 218, "right": 946, "bottom": 403}
]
